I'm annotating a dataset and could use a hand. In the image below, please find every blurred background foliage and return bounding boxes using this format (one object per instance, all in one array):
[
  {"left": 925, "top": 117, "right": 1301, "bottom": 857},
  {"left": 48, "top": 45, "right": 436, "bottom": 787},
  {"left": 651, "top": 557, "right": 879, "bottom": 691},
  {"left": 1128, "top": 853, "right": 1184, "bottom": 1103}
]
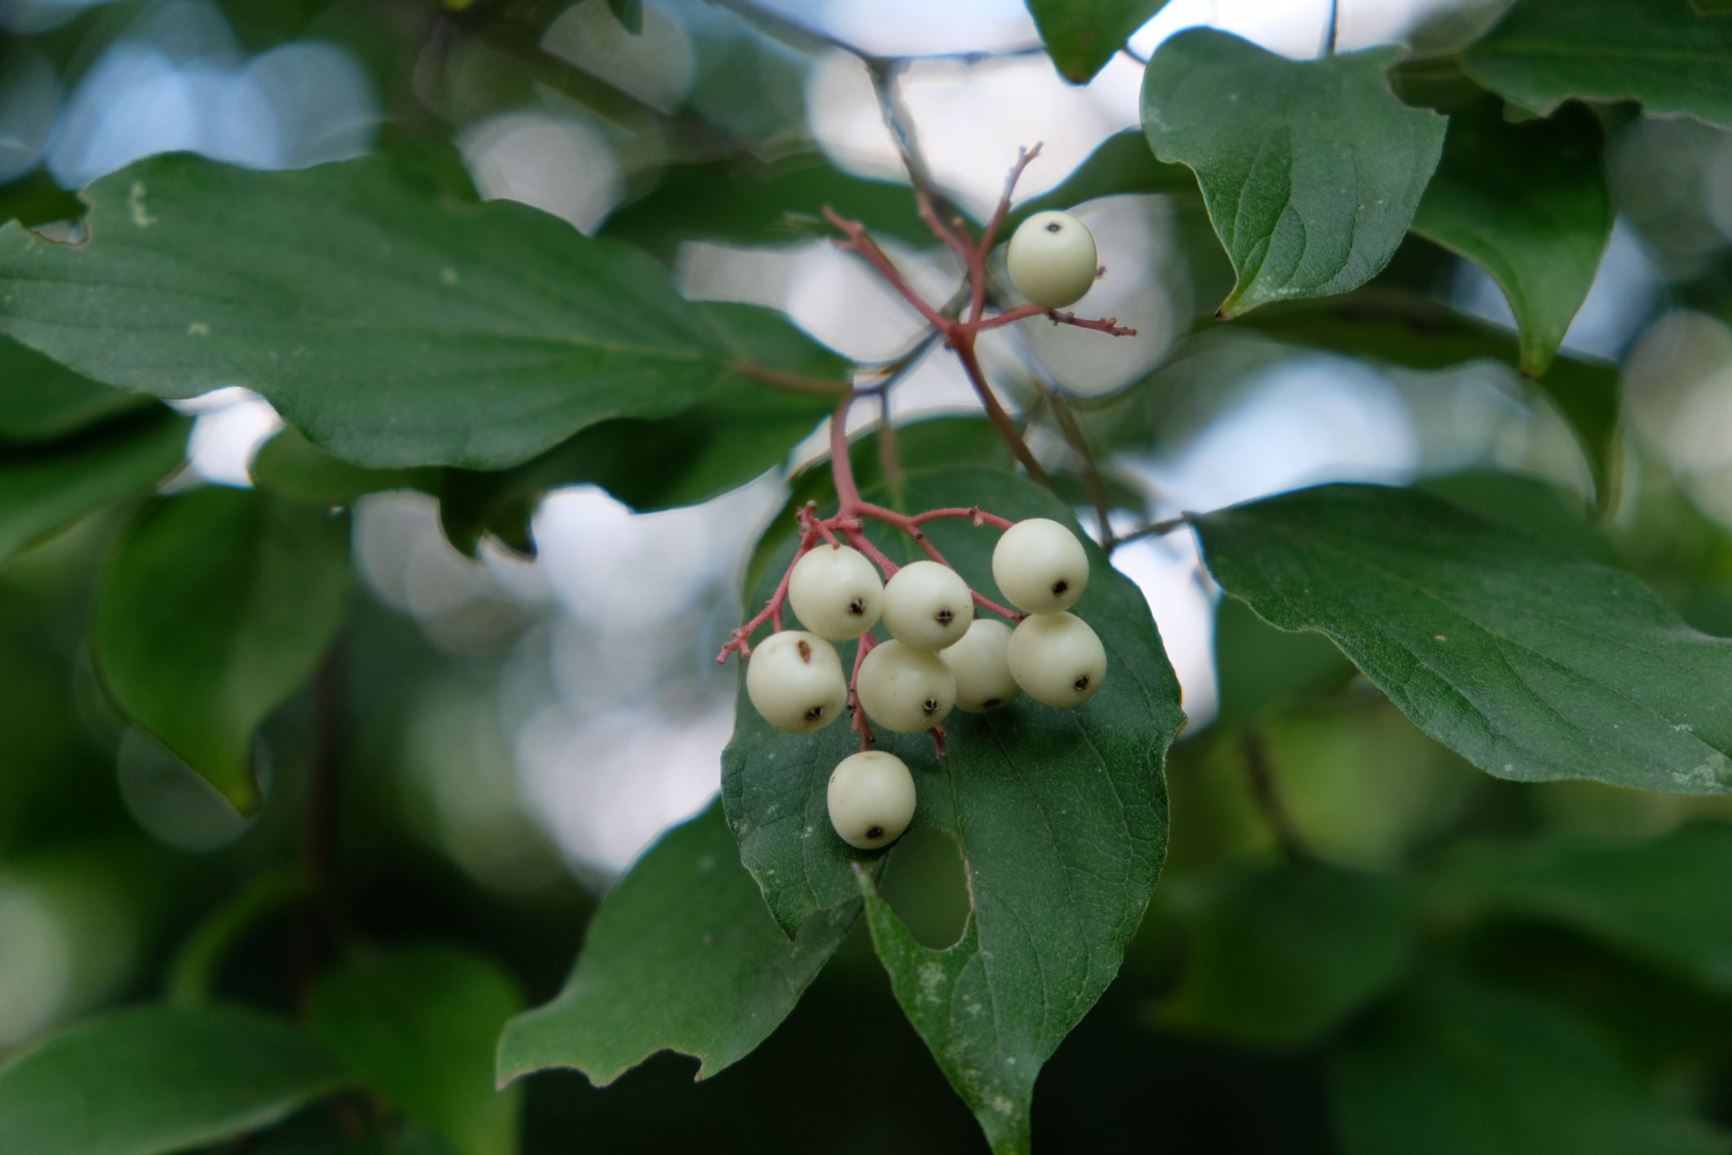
[{"left": 5, "top": 0, "right": 1732, "bottom": 1151}]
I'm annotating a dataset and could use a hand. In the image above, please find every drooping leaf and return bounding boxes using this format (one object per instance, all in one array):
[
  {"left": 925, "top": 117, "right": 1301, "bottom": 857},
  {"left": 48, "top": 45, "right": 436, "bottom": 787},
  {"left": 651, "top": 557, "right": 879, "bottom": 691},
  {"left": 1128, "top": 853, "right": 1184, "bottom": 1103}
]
[
  {"left": 1025, "top": 0, "right": 1170, "bottom": 83},
  {"left": 1333, "top": 971, "right": 1729, "bottom": 1155},
  {"left": 0, "top": 1005, "right": 346, "bottom": 1155},
  {"left": 600, "top": 153, "right": 931, "bottom": 256},
  {"left": 1411, "top": 99, "right": 1611, "bottom": 376},
  {"left": 0, "top": 151, "right": 842, "bottom": 470},
  {"left": 1433, "top": 824, "right": 1732, "bottom": 991},
  {"left": 497, "top": 801, "right": 853, "bottom": 1087},
  {"left": 95, "top": 488, "right": 350, "bottom": 812},
  {"left": 1463, "top": 0, "right": 1732, "bottom": 130},
  {"left": 1158, "top": 863, "right": 1420, "bottom": 1046},
  {"left": 0, "top": 407, "right": 188, "bottom": 565},
  {"left": 724, "top": 466, "right": 1185, "bottom": 1154},
  {"left": 1191, "top": 483, "right": 1732, "bottom": 796},
  {"left": 1004, "top": 129, "right": 1197, "bottom": 230},
  {"left": 1240, "top": 295, "right": 1621, "bottom": 508},
  {"left": 308, "top": 946, "right": 523, "bottom": 1155},
  {"left": 0, "top": 337, "right": 148, "bottom": 443},
  {"left": 251, "top": 427, "right": 440, "bottom": 506},
  {"left": 438, "top": 301, "right": 844, "bottom": 553},
  {"left": 1141, "top": 30, "right": 1446, "bottom": 317}
]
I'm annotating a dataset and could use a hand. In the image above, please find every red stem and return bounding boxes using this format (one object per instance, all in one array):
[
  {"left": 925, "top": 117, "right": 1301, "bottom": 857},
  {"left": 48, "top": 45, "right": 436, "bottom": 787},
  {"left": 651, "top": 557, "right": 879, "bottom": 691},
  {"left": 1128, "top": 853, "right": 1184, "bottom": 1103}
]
[{"left": 850, "top": 634, "right": 877, "bottom": 750}]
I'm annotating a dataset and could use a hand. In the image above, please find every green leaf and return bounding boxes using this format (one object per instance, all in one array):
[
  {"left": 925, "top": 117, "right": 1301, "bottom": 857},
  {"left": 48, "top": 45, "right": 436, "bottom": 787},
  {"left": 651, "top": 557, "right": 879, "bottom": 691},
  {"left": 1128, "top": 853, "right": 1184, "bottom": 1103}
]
[
  {"left": 1140, "top": 30, "right": 1446, "bottom": 317},
  {"left": 438, "top": 302, "right": 844, "bottom": 553},
  {"left": 1025, "top": 0, "right": 1169, "bottom": 82},
  {"left": 724, "top": 466, "right": 1185, "bottom": 1154},
  {"left": 606, "top": 0, "right": 643, "bottom": 34},
  {"left": 0, "top": 151, "right": 840, "bottom": 470},
  {"left": 600, "top": 153, "right": 931, "bottom": 256},
  {"left": 0, "top": 407, "right": 189, "bottom": 565},
  {"left": 1005, "top": 129, "right": 1197, "bottom": 230},
  {"left": 1158, "top": 863, "right": 1420, "bottom": 1046},
  {"left": 1463, "top": 0, "right": 1732, "bottom": 130},
  {"left": 0, "top": 1005, "right": 345, "bottom": 1155},
  {"left": 95, "top": 488, "right": 350, "bottom": 812},
  {"left": 497, "top": 801, "right": 852, "bottom": 1087},
  {"left": 1333, "top": 971, "right": 1729, "bottom": 1155},
  {"left": 1191, "top": 483, "right": 1732, "bottom": 796},
  {"left": 0, "top": 337, "right": 148, "bottom": 443},
  {"left": 1433, "top": 824, "right": 1732, "bottom": 991},
  {"left": 251, "top": 427, "right": 440, "bottom": 506},
  {"left": 1419, "top": 470, "right": 1614, "bottom": 564},
  {"left": 1411, "top": 99, "right": 1611, "bottom": 376},
  {"left": 1240, "top": 295, "right": 1621, "bottom": 508},
  {"left": 308, "top": 946, "right": 523, "bottom": 1155}
]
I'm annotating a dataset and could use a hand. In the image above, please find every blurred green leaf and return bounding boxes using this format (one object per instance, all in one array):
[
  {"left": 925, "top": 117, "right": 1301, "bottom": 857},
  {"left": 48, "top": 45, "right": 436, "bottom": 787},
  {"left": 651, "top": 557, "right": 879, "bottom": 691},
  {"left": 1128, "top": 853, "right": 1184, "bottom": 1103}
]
[
  {"left": 1333, "top": 971, "right": 1728, "bottom": 1155},
  {"left": 95, "top": 489, "right": 350, "bottom": 812},
  {"left": 251, "top": 427, "right": 439, "bottom": 506},
  {"left": 1434, "top": 824, "right": 1732, "bottom": 990},
  {"left": 0, "top": 408, "right": 188, "bottom": 565},
  {"left": 1411, "top": 99, "right": 1611, "bottom": 376},
  {"left": 0, "top": 1005, "right": 345, "bottom": 1155},
  {"left": 1192, "top": 484, "right": 1732, "bottom": 796},
  {"left": 1005, "top": 130, "right": 1196, "bottom": 230},
  {"left": 606, "top": 0, "right": 643, "bottom": 34},
  {"left": 1025, "top": 0, "right": 1168, "bottom": 82},
  {"left": 1211, "top": 597, "right": 1356, "bottom": 735},
  {"left": 1240, "top": 295, "right": 1621, "bottom": 508},
  {"left": 1419, "top": 470, "right": 1614, "bottom": 563},
  {"left": 1463, "top": 0, "right": 1732, "bottom": 129},
  {"left": 0, "top": 151, "right": 842, "bottom": 470},
  {"left": 726, "top": 466, "right": 1184, "bottom": 1154},
  {"left": 1158, "top": 863, "right": 1420, "bottom": 1046},
  {"left": 600, "top": 153, "right": 930, "bottom": 255},
  {"left": 1141, "top": 30, "right": 1445, "bottom": 317},
  {"left": 497, "top": 801, "right": 853, "bottom": 1087},
  {"left": 308, "top": 946, "right": 523, "bottom": 1155},
  {"left": 0, "top": 338, "right": 149, "bottom": 443}
]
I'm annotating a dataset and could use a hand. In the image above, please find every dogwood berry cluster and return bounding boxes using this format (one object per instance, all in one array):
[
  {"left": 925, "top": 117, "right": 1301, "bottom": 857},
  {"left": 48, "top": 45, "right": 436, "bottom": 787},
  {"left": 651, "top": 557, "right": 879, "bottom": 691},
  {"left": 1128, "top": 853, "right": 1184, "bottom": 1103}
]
[{"left": 723, "top": 502, "right": 1107, "bottom": 852}]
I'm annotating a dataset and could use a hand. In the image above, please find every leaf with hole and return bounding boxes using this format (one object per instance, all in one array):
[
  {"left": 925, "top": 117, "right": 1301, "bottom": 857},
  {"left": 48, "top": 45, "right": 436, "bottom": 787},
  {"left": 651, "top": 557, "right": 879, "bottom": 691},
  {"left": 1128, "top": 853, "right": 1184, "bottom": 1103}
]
[
  {"left": 497, "top": 801, "right": 853, "bottom": 1088},
  {"left": 0, "top": 151, "right": 841, "bottom": 470},
  {"left": 0, "top": 1005, "right": 346, "bottom": 1155},
  {"left": 1192, "top": 483, "right": 1732, "bottom": 796},
  {"left": 1141, "top": 29, "right": 1446, "bottom": 317},
  {"left": 95, "top": 488, "right": 350, "bottom": 812},
  {"left": 724, "top": 466, "right": 1184, "bottom": 1154}
]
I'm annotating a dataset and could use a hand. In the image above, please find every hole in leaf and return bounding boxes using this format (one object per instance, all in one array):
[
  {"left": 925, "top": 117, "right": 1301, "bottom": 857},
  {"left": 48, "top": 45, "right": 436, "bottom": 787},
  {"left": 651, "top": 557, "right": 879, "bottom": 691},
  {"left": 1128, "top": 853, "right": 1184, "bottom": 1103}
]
[{"left": 879, "top": 826, "right": 969, "bottom": 950}]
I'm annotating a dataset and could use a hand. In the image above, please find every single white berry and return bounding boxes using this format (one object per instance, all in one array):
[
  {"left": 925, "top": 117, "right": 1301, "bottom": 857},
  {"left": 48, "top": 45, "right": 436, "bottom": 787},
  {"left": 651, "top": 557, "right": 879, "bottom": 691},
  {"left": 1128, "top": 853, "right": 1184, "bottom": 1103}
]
[
  {"left": 992, "top": 517, "right": 1089, "bottom": 613},
  {"left": 940, "top": 619, "right": 1021, "bottom": 713},
  {"left": 827, "top": 750, "right": 916, "bottom": 850},
  {"left": 882, "top": 560, "right": 973, "bottom": 651},
  {"left": 1008, "top": 612, "right": 1106, "bottom": 708},
  {"left": 788, "top": 544, "right": 884, "bottom": 640},
  {"left": 857, "top": 639, "right": 956, "bottom": 732},
  {"left": 1006, "top": 210, "right": 1098, "bottom": 310},
  {"left": 745, "top": 630, "right": 848, "bottom": 734}
]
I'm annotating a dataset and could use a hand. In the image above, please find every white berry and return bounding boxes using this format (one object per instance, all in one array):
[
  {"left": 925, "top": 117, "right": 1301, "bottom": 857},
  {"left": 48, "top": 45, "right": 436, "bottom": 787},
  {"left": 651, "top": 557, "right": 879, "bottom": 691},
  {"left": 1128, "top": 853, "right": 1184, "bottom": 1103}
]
[
  {"left": 882, "top": 560, "right": 973, "bottom": 651},
  {"left": 1008, "top": 612, "right": 1106, "bottom": 708},
  {"left": 993, "top": 517, "right": 1089, "bottom": 613},
  {"left": 940, "top": 619, "right": 1020, "bottom": 713},
  {"left": 827, "top": 751, "right": 917, "bottom": 850},
  {"left": 745, "top": 630, "right": 848, "bottom": 733},
  {"left": 1007, "top": 210, "right": 1098, "bottom": 310},
  {"left": 788, "top": 544, "right": 884, "bottom": 640},
  {"left": 857, "top": 640, "right": 956, "bottom": 733}
]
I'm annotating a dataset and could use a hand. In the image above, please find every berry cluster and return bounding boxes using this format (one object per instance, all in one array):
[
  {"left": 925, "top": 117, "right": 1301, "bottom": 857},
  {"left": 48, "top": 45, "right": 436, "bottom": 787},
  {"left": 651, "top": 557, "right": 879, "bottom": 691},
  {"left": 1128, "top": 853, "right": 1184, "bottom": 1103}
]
[{"left": 721, "top": 501, "right": 1106, "bottom": 852}]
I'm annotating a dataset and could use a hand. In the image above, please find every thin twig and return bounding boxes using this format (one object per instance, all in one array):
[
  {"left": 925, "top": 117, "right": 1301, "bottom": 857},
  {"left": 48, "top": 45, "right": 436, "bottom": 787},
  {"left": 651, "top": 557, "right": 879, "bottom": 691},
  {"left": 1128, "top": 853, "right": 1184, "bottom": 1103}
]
[
  {"left": 1110, "top": 516, "right": 1187, "bottom": 551},
  {"left": 1323, "top": 0, "right": 1341, "bottom": 57},
  {"left": 1241, "top": 733, "right": 1314, "bottom": 863},
  {"left": 705, "top": 0, "right": 1044, "bottom": 67},
  {"left": 1046, "top": 389, "right": 1114, "bottom": 546}
]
